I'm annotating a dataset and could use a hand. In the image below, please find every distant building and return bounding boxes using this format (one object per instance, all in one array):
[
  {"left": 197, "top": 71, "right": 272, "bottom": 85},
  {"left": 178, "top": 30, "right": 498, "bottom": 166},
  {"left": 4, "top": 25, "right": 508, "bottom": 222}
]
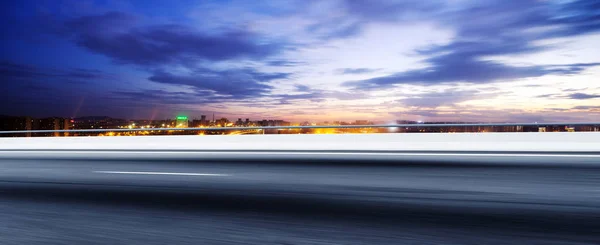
[
  {"left": 256, "top": 119, "right": 290, "bottom": 127},
  {"left": 575, "top": 125, "right": 600, "bottom": 131},
  {"left": 192, "top": 115, "right": 209, "bottom": 127},
  {"left": 73, "top": 116, "right": 127, "bottom": 130},
  {"left": 0, "top": 116, "right": 33, "bottom": 137},
  {"left": 1, "top": 116, "right": 33, "bottom": 131},
  {"left": 216, "top": 118, "right": 229, "bottom": 127},
  {"left": 191, "top": 119, "right": 202, "bottom": 128},
  {"left": 235, "top": 118, "right": 243, "bottom": 126},
  {"left": 37, "top": 117, "right": 70, "bottom": 136},
  {"left": 63, "top": 118, "right": 72, "bottom": 136},
  {"left": 355, "top": 120, "right": 369, "bottom": 125},
  {"left": 176, "top": 116, "right": 188, "bottom": 128},
  {"left": 274, "top": 120, "right": 290, "bottom": 126},
  {"left": 200, "top": 115, "right": 208, "bottom": 126}
]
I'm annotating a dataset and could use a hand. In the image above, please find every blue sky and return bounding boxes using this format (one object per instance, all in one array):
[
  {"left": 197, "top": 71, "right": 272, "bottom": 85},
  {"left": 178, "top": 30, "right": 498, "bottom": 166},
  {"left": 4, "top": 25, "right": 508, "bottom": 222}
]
[{"left": 1, "top": 0, "right": 599, "bottom": 122}]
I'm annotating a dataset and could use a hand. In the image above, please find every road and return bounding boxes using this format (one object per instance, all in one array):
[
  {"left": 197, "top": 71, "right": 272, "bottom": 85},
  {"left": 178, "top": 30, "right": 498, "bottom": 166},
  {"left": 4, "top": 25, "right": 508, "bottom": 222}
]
[{"left": 1, "top": 152, "right": 600, "bottom": 244}]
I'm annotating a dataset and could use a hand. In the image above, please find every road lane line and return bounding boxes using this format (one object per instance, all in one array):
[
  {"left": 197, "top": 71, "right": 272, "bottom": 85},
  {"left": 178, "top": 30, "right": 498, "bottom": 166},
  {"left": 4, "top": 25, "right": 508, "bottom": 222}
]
[{"left": 93, "top": 171, "right": 231, "bottom": 176}]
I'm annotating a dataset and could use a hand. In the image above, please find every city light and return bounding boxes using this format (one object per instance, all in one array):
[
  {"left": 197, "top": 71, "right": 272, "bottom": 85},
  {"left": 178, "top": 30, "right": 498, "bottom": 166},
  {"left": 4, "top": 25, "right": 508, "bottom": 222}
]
[{"left": 2, "top": 115, "right": 599, "bottom": 138}]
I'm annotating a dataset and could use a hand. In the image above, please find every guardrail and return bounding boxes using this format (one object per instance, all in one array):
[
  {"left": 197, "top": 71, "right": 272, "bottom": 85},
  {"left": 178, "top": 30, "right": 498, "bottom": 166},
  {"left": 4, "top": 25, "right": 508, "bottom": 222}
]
[{"left": 0, "top": 122, "right": 599, "bottom": 134}]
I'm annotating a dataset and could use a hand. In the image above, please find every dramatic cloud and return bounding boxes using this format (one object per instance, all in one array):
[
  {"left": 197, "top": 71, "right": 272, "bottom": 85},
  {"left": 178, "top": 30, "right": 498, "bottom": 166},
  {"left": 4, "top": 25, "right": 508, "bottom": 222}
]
[
  {"left": 111, "top": 89, "right": 217, "bottom": 105},
  {"left": 61, "top": 12, "right": 284, "bottom": 66},
  {"left": 1, "top": 0, "right": 599, "bottom": 121},
  {"left": 148, "top": 68, "right": 289, "bottom": 98},
  {"left": 277, "top": 85, "right": 366, "bottom": 105},
  {"left": 306, "top": 21, "right": 363, "bottom": 40},
  {"left": 0, "top": 61, "right": 130, "bottom": 118},
  {"left": 571, "top": 106, "right": 600, "bottom": 110},
  {"left": 0, "top": 61, "right": 107, "bottom": 81},
  {"left": 294, "top": 84, "right": 311, "bottom": 92},
  {"left": 344, "top": 0, "right": 600, "bottom": 89},
  {"left": 302, "top": 0, "right": 443, "bottom": 40},
  {"left": 389, "top": 107, "right": 598, "bottom": 123},
  {"left": 536, "top": 94, "right": 557, "bottom": 98},
  {"left": 336, "top": 68, "right": 380, "bottom": 75},
  {"left": 543, "top": 0, "right": 600, "bottom": 38},
  {"left": 346, "top": 60, "right": 600, "bottom": 89},
  {"left": 569, "top": 93, "right": 600, "bottom": 100},
  {"left": 342, "top": 0, "right": 441, "bottom": 22},
  {"left": 266, "top": 60, "right": 305, "bottom": 67},
  {"left": 398, "top": 90, "right": 502, "bottom": 108}
]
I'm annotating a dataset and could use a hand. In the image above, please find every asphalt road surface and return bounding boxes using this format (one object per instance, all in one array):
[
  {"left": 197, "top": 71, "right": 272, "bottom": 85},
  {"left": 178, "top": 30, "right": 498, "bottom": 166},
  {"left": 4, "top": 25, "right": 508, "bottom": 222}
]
[{"left": 1, "top": 152, "right": 600, "bottom": 244}]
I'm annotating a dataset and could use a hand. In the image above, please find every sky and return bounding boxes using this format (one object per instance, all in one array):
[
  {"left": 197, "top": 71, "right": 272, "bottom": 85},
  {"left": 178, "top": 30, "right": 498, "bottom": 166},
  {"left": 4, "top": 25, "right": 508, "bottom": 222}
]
[{"left": 1, "top": 0, "right": 599, "bottom": 122}]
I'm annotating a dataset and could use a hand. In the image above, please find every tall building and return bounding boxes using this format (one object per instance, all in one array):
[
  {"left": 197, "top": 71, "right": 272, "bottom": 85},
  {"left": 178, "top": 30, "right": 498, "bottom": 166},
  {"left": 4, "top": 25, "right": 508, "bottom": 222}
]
[
  {"left": 191, "top": 119, "right": 203, "bottom": 127},
  {"left": 0, "top": 116, "right": 33, "bottom": 137},
  {"left": 37, "top": 117, "right": 70, "bottom": 136},
  {"left": 176, "top": 116, "right": 188, "bottom": 128},
  {"left": 0, "top": 116, "right": 74, "bottom": 137},
  {"left": 63, "top": 118, "right": 72, "bottom": 136},
  {"left": 73, "top": 116, "right": 127, "bottom": 130}
]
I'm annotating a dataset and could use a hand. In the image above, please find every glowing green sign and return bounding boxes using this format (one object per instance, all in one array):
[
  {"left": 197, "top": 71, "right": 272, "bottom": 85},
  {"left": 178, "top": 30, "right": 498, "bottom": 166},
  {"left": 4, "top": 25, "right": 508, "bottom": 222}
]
[{"left": 176, "top": 116, "right": 188, "bottom": 120}]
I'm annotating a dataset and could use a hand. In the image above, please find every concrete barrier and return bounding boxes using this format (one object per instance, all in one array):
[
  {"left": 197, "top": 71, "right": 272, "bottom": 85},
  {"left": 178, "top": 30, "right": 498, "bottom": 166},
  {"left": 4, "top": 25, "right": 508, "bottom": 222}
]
[{"left": 0, "top": 132, "right": 598, "bottom": 152}]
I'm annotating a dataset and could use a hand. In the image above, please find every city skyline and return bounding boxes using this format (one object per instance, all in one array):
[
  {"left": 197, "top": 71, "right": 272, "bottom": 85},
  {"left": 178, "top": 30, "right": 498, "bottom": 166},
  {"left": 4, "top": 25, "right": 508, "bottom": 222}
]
[
  {"left": 1, "top": 113, "right": 370, "bottom": 124},
  {"left": 2, "top": 0, "right": 600, "bottom": 122},
  {"left": 3, "top": 113, "right": 599, "bottom": 136}
]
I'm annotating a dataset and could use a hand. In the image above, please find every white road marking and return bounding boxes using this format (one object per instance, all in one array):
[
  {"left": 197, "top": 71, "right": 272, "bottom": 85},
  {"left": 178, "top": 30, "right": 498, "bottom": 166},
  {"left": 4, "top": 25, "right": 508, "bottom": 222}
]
[
  {"left": 10, "top": 151, "right": 600, "bottom": 158},
  {"left": 93, "top": 171, "right": 231, "bottom": 176}
]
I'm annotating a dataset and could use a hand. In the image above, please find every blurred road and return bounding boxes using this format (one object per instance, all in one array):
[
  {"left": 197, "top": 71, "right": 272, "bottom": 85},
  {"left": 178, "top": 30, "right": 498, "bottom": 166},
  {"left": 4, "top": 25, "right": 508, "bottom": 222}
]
[{"left": 1, "top": 152, "right": 600, "bottom": 244}]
